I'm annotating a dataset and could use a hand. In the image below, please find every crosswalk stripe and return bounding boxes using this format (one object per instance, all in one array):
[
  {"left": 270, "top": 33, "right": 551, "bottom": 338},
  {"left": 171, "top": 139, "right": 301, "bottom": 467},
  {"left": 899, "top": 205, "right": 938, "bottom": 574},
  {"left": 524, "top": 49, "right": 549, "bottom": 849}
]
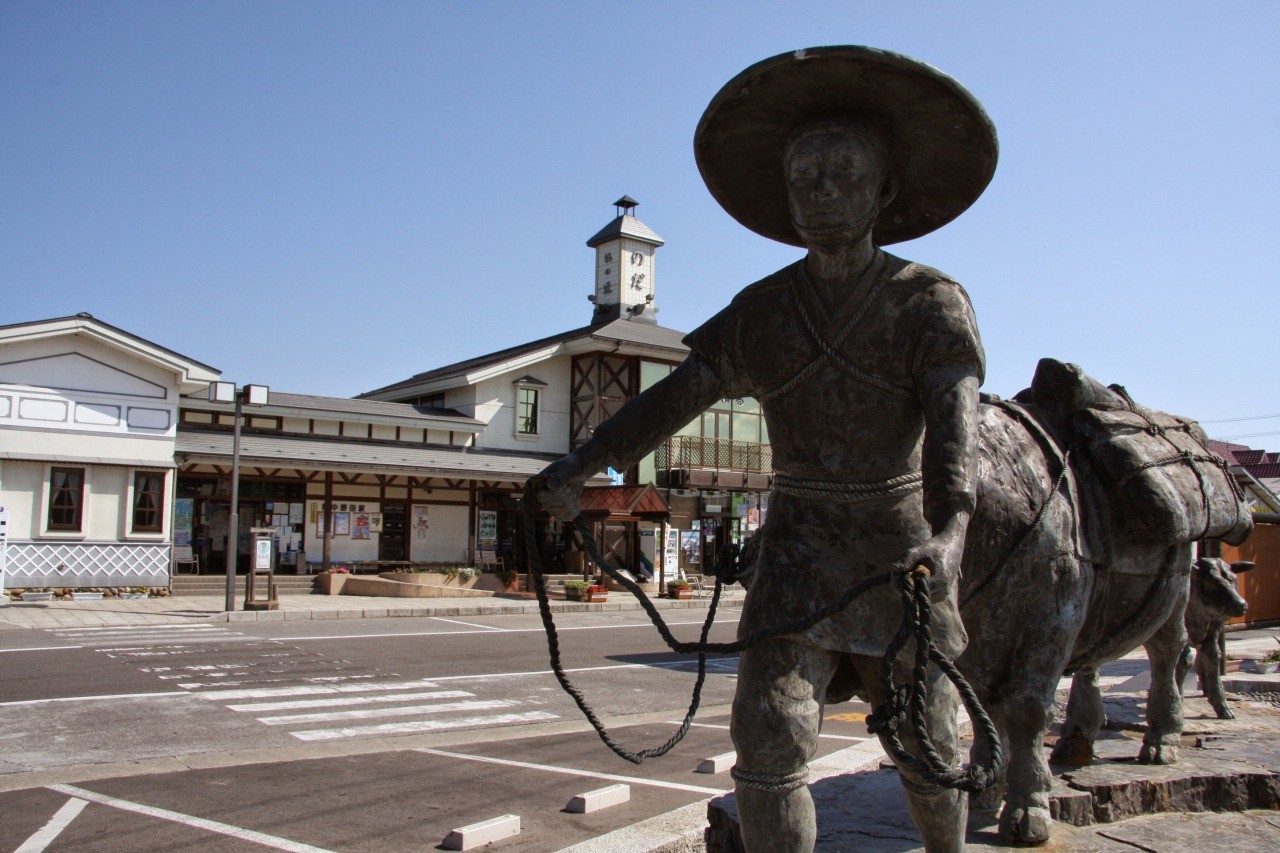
[
  {"left": 227, "top": 689, "right": 473, "bottom": 712},
  {"left": 188, "top": 678, "right": 443, "bottom": 700},
  {"left": 258, "top": 699, "right": 513, "bottom": 726},
  {"left": 290, "top": 711, "right": 559, "bottom": 742}
]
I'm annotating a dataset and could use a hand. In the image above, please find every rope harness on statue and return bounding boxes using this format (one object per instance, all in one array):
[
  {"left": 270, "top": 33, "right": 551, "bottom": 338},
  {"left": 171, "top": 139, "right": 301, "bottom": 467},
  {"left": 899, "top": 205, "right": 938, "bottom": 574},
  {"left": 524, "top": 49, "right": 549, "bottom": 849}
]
[{"left": 518, "top": 482, "right": 1003, "bottom": 794}]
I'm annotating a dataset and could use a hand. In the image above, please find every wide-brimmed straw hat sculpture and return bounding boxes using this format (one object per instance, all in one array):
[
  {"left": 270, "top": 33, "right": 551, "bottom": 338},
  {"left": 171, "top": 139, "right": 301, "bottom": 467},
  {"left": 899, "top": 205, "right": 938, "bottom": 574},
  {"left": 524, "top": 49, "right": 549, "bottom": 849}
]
[{"left": 694, "top": 46, "right": 998, "bottom": 247}]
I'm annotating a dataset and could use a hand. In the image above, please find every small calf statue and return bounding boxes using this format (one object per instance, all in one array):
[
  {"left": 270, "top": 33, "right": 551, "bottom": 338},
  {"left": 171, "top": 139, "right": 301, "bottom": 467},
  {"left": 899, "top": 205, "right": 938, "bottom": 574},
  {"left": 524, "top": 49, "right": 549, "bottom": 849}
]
[{"left": 1177, "top": 557, "right": 1254, "bottom": 719}]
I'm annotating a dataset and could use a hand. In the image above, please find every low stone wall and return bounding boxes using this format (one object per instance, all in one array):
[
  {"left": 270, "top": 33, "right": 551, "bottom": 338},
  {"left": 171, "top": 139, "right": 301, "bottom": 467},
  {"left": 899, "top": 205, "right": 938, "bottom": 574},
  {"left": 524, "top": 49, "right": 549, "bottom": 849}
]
[{"left": 331, "top": 574, "right": 495, "bottom": 599}]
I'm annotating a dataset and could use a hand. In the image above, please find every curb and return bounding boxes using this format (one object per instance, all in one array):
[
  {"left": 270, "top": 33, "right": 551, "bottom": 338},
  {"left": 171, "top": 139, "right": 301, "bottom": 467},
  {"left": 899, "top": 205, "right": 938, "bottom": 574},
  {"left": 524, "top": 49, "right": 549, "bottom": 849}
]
[{"left": 205, "top": 598, "right": 722, "bottom": 623}]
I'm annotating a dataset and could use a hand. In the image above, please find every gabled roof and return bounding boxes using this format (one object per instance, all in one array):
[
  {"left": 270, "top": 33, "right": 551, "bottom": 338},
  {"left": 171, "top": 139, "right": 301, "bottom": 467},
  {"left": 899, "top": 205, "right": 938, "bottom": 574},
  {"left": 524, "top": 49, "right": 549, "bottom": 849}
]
[
  {"left": 185, "top": 389, "right": 482, "bottom": 431},
  {"left": 577, "top": 483, "right": 670, "bottom": 518},
  {"left": 359, "top": 317, "right": 690, "bottom": 400},
  {"left": 585, "top": 214, "right": 665, "bottom": 248},
  {"left": 0, "top": 313, "right": 220, "bottom": 391}
]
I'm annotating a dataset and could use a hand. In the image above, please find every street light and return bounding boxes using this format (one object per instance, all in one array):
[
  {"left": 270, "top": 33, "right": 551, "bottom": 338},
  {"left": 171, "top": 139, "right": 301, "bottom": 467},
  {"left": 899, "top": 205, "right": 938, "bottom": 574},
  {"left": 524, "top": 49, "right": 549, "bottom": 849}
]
[{"left": 209, "top": 382, "right": 270, "bottom": 611}]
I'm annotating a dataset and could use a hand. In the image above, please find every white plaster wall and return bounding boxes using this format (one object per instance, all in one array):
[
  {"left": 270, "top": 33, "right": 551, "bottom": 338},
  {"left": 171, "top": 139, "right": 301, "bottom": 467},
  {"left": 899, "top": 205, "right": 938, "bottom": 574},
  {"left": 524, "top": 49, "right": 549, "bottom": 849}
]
[
  {"left": 470, "top": 357, "right": 572, "bottom": 455},
  {"left": 409, "top": 504, "right": 469, "bottom": 562},
  {"left": 0, "top": 459, "right": 42, "bottom": 538},
  {"left": 302, "top": 500, "right": 382, "bottom": 563},
  {"left": 0, "top": 334, "right": 182, "bottom": 466}
]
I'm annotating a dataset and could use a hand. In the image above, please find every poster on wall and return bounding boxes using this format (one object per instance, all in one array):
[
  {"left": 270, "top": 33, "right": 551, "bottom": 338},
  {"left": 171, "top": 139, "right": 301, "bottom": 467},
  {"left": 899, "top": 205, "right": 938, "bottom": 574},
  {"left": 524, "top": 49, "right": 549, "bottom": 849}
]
[
  {"left": 478, "top": 510, "right": 498, "bottom": 545},
  {"left": 174, "top": 499, "right": 194, "bottom": 547},
  {"left": 370, "top": 513, "right": 383, "bottom": 533},
  {"left": 289, "top": 503, "right": 304, "bottom": 524},
  {"left": 681, "top": 530, "right": 701, "bottom": 565},
  {"left": 333, "top": 512, "right": 351, "bottom": 536},
  {"left": 352, "top": 513, "right": 371, "bottom": 540},
  {"left": 412, "top": 505, "right": 430, "bottom": 541}
]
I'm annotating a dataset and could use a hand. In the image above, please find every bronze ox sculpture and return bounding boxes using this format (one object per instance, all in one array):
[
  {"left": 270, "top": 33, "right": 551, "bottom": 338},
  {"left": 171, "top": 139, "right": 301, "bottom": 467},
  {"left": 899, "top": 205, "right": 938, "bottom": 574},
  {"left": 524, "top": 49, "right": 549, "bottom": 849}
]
[
  {"left": 841, "top": 359, "right": 1255, "bottom": 846},
  {"left": 1179, "top": 556, "right": 1254, "bottom": 719}
]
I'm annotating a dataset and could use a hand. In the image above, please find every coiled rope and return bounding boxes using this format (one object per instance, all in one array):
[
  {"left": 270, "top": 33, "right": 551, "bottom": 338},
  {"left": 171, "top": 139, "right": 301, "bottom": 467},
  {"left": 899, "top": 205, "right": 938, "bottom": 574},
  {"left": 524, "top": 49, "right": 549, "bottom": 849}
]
[{"left": 519, "top": 481, "right": 1001, "bottom": 792}]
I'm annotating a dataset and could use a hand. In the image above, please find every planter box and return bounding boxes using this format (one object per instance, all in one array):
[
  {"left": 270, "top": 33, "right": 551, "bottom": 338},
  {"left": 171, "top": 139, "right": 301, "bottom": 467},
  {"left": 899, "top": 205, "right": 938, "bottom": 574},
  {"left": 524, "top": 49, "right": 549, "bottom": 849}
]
[
  {"left": 564, "top": 588, "right": 589, "bottom": 602},
  {"left": 120, "top": 592, "right": 146, "bottom": 600},
  {"left": 21, "top": 591, "right": 53, "bottom": 602},
  {"left": 586, "top": 593, "right": 609, "bottom": 603},
  {"left": 315, "top": 573, "right": 350, "bottom": 595},
  {"left": 668, "top": 588, "right": 694, "bottom": 600},
  {"left": 71, "top": 592, "right": 104, "bottom": 601}
]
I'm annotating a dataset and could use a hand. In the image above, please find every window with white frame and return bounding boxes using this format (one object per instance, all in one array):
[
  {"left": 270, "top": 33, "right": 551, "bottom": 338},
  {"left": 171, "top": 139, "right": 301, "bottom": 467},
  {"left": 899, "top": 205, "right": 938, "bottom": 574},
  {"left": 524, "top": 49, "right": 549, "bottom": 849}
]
[
  {"left": 48, "top": 466, "right": 85, "bottom": 531},
  {"left": 516, "top": 386, "right": 540, "bottom": 435},
  {"left": 132, "top": 471, "right": 166, "bottom": 533}
]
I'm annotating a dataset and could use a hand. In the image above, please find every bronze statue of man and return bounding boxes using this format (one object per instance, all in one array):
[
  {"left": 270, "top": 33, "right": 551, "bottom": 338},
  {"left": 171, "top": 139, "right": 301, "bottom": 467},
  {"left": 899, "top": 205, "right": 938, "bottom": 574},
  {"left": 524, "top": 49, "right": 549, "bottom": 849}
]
[{"left": 532, "top": 46, "right": 998, "bottom": 852}]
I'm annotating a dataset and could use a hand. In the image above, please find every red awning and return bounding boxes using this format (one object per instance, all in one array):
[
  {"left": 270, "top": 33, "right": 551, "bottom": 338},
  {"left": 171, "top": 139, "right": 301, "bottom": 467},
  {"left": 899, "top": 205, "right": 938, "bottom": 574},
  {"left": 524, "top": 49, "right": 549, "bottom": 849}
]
[{"left": 577, "top": 483, "right": 670, "bottom": 519}]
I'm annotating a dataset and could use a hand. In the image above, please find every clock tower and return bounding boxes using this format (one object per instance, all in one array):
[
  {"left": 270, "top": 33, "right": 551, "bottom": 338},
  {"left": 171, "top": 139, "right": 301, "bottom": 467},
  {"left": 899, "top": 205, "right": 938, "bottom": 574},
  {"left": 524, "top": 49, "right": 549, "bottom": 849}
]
[{"left": 585, "top": 196, "right": 665, "bottom": 324}]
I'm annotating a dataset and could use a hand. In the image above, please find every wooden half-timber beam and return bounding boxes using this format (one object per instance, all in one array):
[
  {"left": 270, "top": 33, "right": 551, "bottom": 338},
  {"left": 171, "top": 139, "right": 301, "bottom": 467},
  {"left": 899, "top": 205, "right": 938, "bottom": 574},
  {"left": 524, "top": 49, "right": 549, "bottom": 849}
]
[{"left": 322, "top": 471, "right": 334, "bottom": 572}]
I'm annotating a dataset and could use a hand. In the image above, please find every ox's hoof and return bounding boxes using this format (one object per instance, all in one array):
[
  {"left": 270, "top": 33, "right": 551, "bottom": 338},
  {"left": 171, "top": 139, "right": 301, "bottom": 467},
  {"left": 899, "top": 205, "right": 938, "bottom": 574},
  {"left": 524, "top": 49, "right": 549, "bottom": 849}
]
[
  {"left": 998, "top": 804, "right": 1052, "bottom": 846},
  {"left": 1138, "top": 741, "right": 1179, "bottom": 764},
  {"left": 1213, "top": 706, "right": 1235, "bottom": 720}
]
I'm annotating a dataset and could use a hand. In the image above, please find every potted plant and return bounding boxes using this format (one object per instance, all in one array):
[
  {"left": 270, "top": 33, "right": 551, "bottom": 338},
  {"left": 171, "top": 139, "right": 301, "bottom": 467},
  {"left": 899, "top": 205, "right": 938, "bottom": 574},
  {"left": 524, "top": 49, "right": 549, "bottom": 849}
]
[
  {"left": 667, "top": 579, "right": 695, "bottom": 600},
  {"left": 563, "top": 580, "right": 590, "bottom": 601},
  {"left": 315, "top": 565, "right": 350, "bottom": 595},
  {"left": 71, "top": 587, "right": 104, "bottom": 601},
  {"left": 586, "top": 583, "right": 609, "bottom": 603},
  {"left": 20, "top": 587, "right": 54, "bottom": 602},
  {"left": 497, "top": 568, "right": 519, "bottom": 592},
  {"left": 121, "top": 586, "right": 148, "bottom": 600}
]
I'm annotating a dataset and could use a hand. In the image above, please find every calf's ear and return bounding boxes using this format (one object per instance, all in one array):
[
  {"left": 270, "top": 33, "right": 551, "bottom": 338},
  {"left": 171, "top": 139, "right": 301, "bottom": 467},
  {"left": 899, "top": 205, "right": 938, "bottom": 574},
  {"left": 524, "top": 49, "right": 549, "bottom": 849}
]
[{"left": 1230, "top": 561, "right": 1256, "bottom": 574}]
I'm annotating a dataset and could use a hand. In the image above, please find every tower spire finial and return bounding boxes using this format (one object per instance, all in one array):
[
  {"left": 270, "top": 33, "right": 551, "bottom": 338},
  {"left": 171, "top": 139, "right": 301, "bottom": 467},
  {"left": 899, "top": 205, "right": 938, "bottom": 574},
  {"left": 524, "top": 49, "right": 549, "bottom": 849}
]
[{"left": 613, "top": 195, "right": 639, "bottom": 217}]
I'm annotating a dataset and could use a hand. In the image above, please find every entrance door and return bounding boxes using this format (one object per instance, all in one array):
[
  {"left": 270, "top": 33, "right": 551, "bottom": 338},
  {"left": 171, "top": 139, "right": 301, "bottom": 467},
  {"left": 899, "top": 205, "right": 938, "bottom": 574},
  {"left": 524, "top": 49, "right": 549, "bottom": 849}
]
[{"left": 380, "top": 503, "right": 407, "bottom": 561}]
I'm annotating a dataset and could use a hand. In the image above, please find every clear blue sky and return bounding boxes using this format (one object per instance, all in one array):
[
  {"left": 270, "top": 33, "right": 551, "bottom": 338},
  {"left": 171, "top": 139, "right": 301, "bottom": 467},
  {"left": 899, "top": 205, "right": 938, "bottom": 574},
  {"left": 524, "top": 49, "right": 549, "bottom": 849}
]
[{"left": 3, "top": 1, "right": 1277, "bottom": 444}]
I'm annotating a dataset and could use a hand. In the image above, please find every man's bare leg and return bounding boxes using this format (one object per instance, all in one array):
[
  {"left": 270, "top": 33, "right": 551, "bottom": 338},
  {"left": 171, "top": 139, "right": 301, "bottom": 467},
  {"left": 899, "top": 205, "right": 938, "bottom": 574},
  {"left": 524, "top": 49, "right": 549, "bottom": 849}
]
[
  {"left": 730, "top": 638, "right": 839, "bottom": 853},
  {"left": 855, "top": 655, "right": 968, "bottom": 853}
]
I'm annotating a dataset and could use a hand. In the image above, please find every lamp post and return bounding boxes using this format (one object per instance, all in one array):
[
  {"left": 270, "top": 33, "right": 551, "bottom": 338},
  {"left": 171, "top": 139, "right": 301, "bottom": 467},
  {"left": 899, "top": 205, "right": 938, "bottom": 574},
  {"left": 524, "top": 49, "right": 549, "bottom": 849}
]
[{"left": 208, "top": 382, "right": 270, "bottom": 611}]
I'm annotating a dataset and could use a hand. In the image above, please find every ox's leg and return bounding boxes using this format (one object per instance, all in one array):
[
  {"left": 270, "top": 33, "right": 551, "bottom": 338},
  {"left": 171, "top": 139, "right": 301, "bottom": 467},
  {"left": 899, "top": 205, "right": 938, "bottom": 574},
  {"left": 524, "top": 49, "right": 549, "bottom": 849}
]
[
  {"left": 1050, "top": 667, "right": 1104, "bottom": 766},
  {"left": 730, "top": 638, "right": 838, "bottom": 853},
  {"left": 1139, "top": 611, "right": 1187, "bottom": 764},
  {"left": 995, "top": 690, "right": 1056, "bottom": 845},
  {"left": 1175, "top": 642, "right": 1195, "bottom": 695},
  {"left": 1199, "top": 628, "right": 1233, "bottom": 719},
  {"left": 854, "top": 656, "right": 968, "bottom": 853}
]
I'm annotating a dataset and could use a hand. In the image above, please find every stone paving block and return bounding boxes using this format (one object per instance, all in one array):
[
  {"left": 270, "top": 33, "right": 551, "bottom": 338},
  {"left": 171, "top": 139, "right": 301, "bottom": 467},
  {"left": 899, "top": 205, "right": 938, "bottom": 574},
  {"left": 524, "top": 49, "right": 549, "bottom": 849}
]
[
  {"left": 442, "top": 814, "right": 520, "bottom": 850},
  {"left": 697, "top": 752, "right": 736, "bottom": 774},
  {"left": 566, "top": 783, "right": 630, "bottom": 813}
]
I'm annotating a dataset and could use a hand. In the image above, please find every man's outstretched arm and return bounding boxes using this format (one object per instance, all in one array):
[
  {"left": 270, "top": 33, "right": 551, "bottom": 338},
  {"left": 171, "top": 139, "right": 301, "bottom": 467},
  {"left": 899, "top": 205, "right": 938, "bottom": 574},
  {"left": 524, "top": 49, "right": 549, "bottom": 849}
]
[{"left": 530, "top": 353, "right": 726, "bottom": 520}]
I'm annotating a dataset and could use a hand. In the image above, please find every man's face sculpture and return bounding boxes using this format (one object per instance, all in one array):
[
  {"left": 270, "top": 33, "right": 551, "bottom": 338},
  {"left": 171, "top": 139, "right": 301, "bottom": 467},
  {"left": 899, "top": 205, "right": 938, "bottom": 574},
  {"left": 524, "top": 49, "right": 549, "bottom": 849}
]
[{"left": 785, "top": 123, "right": 892, "bottom": 245}]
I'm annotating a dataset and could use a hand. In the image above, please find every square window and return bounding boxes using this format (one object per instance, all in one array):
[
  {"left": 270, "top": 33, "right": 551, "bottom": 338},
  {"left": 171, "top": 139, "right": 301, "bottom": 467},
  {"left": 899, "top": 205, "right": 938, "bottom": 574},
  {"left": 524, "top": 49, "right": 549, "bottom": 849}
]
[
  {"left": 133, "top": 471, "right": 165, "bottom": 532},
  {"left": 48, "top": 467, "right": 85, "bottom": 531}
]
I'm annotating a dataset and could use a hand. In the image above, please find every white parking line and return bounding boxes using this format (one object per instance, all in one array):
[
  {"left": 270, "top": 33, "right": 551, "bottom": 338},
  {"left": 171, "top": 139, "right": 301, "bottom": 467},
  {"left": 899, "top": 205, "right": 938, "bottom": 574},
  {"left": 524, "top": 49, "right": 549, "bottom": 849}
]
[
  {"left": 425, "top": 657, "right": 737, "bottom": 683},
  {"left": 417, "top": 748, "right": 728, "bottom": 795},
  {"left": 431, "top": 617, "right": 507, "bottom": 631},
  {"left": 14, "top": 796, "right": 87, "bottom": 853},
  {"left": 675, "top": 720, "right": 865, "bottom": 742},
  {"left": 0, "top": 646, "right": 84, "bottom": 653},
  {"left": 46, "top": 785, "right": 334, "bottom": 853},
  {"left": 268, "top": 618, "right": 735, "bottom": 642},
  {"left": 0, "top": 691, "right": 190, "bottom": 708}
]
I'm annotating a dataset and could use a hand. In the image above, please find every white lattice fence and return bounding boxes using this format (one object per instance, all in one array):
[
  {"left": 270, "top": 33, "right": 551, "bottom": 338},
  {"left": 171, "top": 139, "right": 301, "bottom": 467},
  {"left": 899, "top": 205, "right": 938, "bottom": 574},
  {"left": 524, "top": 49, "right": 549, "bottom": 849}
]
[{"left": 3, "top": 541, "right": 170, "bottom": 588}]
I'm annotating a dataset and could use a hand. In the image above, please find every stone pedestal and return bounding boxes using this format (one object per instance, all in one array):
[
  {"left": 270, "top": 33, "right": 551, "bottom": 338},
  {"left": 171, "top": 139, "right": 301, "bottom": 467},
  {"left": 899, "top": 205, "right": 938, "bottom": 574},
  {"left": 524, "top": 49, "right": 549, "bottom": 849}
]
[{"left": 706, "top": 692, "right": 1280, "bottom": 851}]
